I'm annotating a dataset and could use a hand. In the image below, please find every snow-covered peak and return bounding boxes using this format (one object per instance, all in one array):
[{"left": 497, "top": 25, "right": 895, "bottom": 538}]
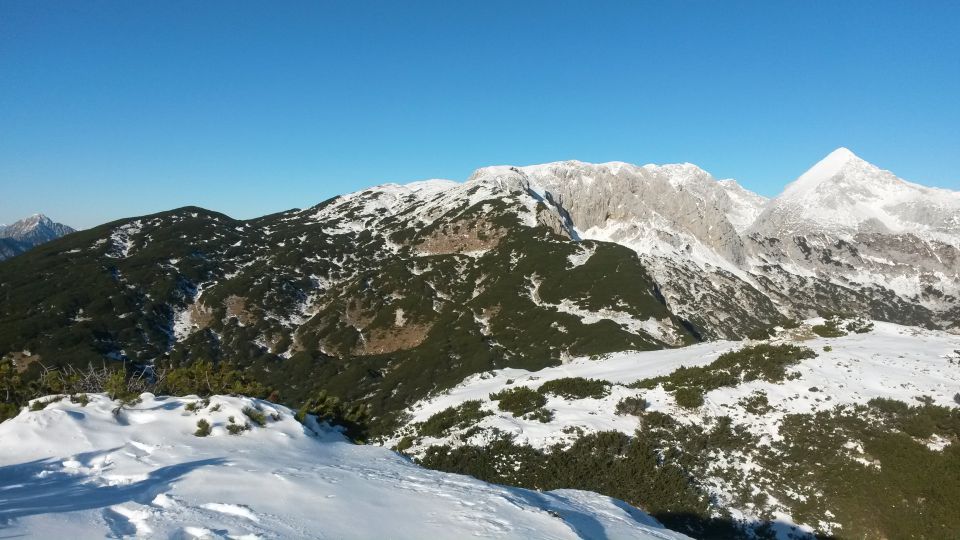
[
  {"left": 780, "top": 147, "right": 875, "bottom": 198},
  {"left": 754, "top": 149, "right": 960, "bottom": 244},
  {"left": 0, "top": 393, "right": 688, "bottom": 539},
  {"left": 466, "top": 164, "right": 531, "bottom": 193}
]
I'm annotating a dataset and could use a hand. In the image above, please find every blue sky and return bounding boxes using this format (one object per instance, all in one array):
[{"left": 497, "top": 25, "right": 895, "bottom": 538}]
[{"left": 1, "top": 1, "right": 958, "bottom": 229}]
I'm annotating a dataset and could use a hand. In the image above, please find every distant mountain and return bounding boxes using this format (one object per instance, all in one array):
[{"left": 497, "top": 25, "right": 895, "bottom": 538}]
[
  {"left": 0, "top": 214, "right": 75, "bottom": 260},
  {"left": 751, "top": 147, "right": 960, "bottom": 242}
]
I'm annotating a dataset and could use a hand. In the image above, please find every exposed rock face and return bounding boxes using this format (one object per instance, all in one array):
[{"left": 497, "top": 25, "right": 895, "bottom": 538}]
[
  {"left": 466, "top": 150, "right": 960, "bottom": 335},
  {"left": 490, "top": 160, "right": 782, "bottom": 338},
  {"left": 518, "top": 161, "right": 758, "bottom": 267}
]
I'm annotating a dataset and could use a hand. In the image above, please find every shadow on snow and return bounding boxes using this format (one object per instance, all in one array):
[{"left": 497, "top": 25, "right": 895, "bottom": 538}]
[{"left": 0, "top": 448, "right": 224, "bottom": 527}]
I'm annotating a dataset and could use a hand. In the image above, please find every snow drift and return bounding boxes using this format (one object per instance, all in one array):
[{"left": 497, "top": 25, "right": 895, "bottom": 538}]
[{"left": 0, "top": 393, "right": 689, "bottom": 539}]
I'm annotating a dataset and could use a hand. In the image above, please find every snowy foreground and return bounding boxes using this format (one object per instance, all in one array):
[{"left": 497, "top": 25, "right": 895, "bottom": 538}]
[{"left": 0, "top": 394, "right": 689, "bottom": 540}]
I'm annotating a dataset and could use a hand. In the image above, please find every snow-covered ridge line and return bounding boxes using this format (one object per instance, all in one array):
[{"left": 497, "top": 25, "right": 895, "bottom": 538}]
[{"left": 0, "top": 393, "right": 689, "bottom": 539}]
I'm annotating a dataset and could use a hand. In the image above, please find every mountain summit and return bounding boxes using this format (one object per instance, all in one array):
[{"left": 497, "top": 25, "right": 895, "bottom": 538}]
[
  {"left": 781, "top": 147, "right": 864, "bottom": 197},
  {"left": 752, "top": 148, "right": 960, "bottom": 243}
]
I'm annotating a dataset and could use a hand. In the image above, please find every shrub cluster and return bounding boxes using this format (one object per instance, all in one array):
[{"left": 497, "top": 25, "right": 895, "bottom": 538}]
[
  {"left": 419, "top": 428, "right": 740, "bottom": 538},
  {"left": 295, "top": 388, "right": 371, "bottom": 442},
  {"left": 674, "top": 387, "right": 705, "bottom": 409},
  {"left": 489, "top": 386, "right": 549, "bottom": 420},
  {"left": 242, "top": 406, "right": 267, "bottom": 427},
  {"left": 757, "top": 400, "right": 960, "bottom": 538},
  {"left": 194, "top": 418, "right": 212, "bottom": 437},
  {"left": 614, "top": 396, "right": 648, "bottom": 416},
  {"left": 489, "top": 386, "right": 546, "bottom": 414},
  {"left": 226, "top": 418, "right": 250, "bottom": 435},
  {"left": 159, "top": 360, "right": 267, "bottom": 398},
  {"left": 811, "top": 316, "right": 847, "bottom": 338},
  {"left": 418, "top": 400, "right": 491, "bottom": 438},
  {"left": 537, "top": 377, "right": 610, "bottom": 400},
  {"left": 632, "top": 343, "right": 815, "bottom": 409},
  {"left": 0, "top": 358, "right": 270, "bottom": 423},
  {"left": 738, "top": 391, "right": 772, "bottom": 415}
]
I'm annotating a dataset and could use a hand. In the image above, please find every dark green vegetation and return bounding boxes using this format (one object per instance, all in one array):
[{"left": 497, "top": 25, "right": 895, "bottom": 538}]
[
  {"left": 737, "top": 391, "right": 772, "bottom": 415},
  {"left": 537, "top": 377, "right": 610, "bottom": 400},
  {"left": 226, "top": 418, "right": 250, "bottom": 435},
  {"left": 0, "top": 359, "right": 268, "bottom": 423},
  {"left": 673, "top": 387, "right": 705, "bottom": 409},
  {"left": 420, "top": 398, "right": 960, "bottom": 539},
  {"left": 0, "top": 189, "right": 698, "bottom": 435},
  {"left": 811, "top": 316, "right": 874, "bottom": 338},
  {"left": 811, "top": 317, "right": 846, "bottom": 338},
  {"left": 632, "top": 343, "right": 815, "bottom": 408},
  {"left": 194, "top": 418, "right": 211, "bottom": 437},
  {"left": 294, "top": 388, "right": 371, "bottom": 441},
  {"left": 419, "top": 419, "right": 749, "bottom": 538},
  {"left": 753, "top": 400, "right": 960, "bottom": 539},
  {"left": 489, "top": 386, "right": 548, "bottom": 419},
  {"left": 615, "top": 395, "right": 649, "bottom": 416},
  {"left": 399, "top": 377, "right": 618, "bottom": 446},
  {"left": 242, "top": 406, "right": 267, "bottom": 427},
  {"left": 416, "top": 400, "right": 491, "bottom": 438}
]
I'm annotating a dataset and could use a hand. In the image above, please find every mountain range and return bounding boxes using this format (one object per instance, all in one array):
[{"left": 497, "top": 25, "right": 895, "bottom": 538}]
[
  {"left": 0, "top": 148, "right": 957, "bottom": 538},
  {"left": 0, "top": 148, "right": 956, "bottom": 422}
]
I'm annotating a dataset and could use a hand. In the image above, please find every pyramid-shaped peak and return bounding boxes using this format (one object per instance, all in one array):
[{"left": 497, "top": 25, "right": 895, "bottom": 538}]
[
  {"left": 807, "top": 147, "right": 866, "bottom": 175},
  {"left": 826, "top": 146, "right": 857, "bottom": 160},
  {"left": 781, "top": 147, "right": 873, "bottom": 197}
]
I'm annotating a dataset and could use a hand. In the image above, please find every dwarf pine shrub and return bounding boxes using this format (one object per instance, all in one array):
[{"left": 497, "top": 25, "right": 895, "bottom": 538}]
[
  {"left": 538, "top": 377, "right": 611, "bottom": 400},
  {"left": 489, "top": 387, "right": 547, "bottom": 416},
  {"left": 194, "top": 418, "right": 212, "bottom": 437}
]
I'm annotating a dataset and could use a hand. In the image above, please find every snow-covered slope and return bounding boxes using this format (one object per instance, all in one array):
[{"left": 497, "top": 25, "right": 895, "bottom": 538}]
[
  {"left": 387, "top": 319, "right": 960, "bottom": 537},
  {"left": 0, "top": 394, "right": 689, "bottom": 540},
  {"left": 391, "top": 320, "right": 960, "bottom": 453}
]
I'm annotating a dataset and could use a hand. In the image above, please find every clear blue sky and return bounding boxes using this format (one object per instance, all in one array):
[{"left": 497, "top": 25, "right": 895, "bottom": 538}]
[{"left": 2, "top": 1, "right": 958, "bottom": 229}]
